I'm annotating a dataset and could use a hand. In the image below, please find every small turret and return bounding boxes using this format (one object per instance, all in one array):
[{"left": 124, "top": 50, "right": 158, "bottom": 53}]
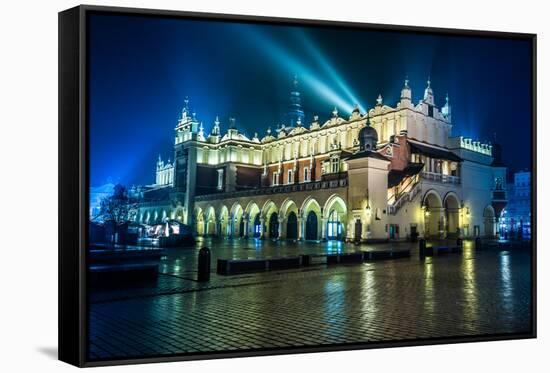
[
  {"left": 400, "top": 77, "right": 412, "bottom": 101},
  {"left": 156, "top": 154, "right": 163, "bottom": 170},
  {"left": 376, "top": 94, "right": 383, "bottom": 106},
  {"left": 423, "top": 77, "right": 435, "bottom": 106},
  {"left": 197, "top": 122, "right": 205, "bottom": 141},
  {"left": 211, "top": 116, "right": 220, "bottom": 136},
  {"left": 441, "top": 93, "right": 452, "bottom": 121}
]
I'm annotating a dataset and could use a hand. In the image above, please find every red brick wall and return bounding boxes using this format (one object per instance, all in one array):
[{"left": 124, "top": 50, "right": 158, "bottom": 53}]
[{"left": 381, "top": 135, "right": 410, "bottom": 171}]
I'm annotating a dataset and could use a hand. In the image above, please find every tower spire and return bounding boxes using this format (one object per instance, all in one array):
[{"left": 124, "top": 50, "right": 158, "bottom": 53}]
[
  {"left": 423, "top": 76, "right": 434, "bottom": 105},
  {"left": 286, "top": 74, "right": 305, "bottom": 127},
  {"left": 400, "top": 76, "right": 412, "bottom": 102},
  {"left": 211, "top": 115, "right": 221, "bottom": 136}
]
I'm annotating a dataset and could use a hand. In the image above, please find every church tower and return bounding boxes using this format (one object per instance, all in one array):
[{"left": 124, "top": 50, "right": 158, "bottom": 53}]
[
  {"left": 344, "top": 116, "right": 390, "bottom": 242},
  {"left": 286, "top": 75, "right": 305, "bottom": 127}
]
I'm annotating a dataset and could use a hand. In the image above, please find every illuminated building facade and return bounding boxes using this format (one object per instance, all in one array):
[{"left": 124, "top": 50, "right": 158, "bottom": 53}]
[
  {"left": 134, "top": 79, "right": 508, "bottom": 242},
  {"left": 499, "top": 171, "right": 531, "bottom": 240}
]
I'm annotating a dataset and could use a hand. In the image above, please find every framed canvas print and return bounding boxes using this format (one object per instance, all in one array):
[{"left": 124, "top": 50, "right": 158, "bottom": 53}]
[{"left": 58, "top": 5, "right": 536, "bottom": 367}]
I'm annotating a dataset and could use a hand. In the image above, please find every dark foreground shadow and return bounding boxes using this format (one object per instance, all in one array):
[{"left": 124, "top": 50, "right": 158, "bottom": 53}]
[{"left": 37, "top": 346, "right": 58, "bottom": 360}]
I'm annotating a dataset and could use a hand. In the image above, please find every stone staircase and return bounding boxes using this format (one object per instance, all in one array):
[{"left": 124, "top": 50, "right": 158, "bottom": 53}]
[{"left": 387, "top": 182, "right": 421, "bottom": 215}]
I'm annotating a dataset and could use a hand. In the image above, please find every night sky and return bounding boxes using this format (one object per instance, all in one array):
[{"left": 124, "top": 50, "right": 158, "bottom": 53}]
[{"left": 89, "top": 13, "right": 533, "bottom": 188}]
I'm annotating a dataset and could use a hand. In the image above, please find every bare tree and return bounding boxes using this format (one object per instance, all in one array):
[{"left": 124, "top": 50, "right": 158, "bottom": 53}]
[{"left": 97, "top": 184, "right": 137, "bottom": 245}]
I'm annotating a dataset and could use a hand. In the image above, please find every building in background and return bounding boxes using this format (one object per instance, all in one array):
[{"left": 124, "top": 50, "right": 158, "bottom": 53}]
[
  {"left": 104, "top": 77, "right": 510, "bottom": 242},
  {"left": 499, "top": 171, "right": 531, "bottom": 240}
]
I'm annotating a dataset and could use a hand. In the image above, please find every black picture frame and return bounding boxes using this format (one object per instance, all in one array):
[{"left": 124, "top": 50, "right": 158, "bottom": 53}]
[{"left": 58, "top": 4, "right": 537, "bottom": 367}]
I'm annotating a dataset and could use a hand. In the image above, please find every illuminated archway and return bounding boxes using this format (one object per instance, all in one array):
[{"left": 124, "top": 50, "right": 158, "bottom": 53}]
[
  {"left": 280, "top": 198, "right": 298, "bottom": 239},
  {"left": 323, "top": 194, "right": 347, "bottom": 241},
  {"left": 205, "top": 206, "right": 216, "bottom": 236},
  {"left": 483, "top": 205, "right": 496, "bottom": 238},
  {"left": 422, "top": 190, "right": 443, "bottom": 238},
  {"left": 195, "top": 207, "right": 205, "bottom": 236},
  {"left": 245, "top": 201, "right": 261, "bottom": 238},
  {"left": 219, "top": 205, "right": 229, "bottom": 237},
  {"left": 302, "top": 196, "right": 321, "bottom": 240},
  {"left": 261, "top": 200, "right": 279, "bottom": 239},
  {"left": 229, "top": 202, "right": 244, "bottom": 238},
  {"left": 443, "top": 192, "right": 460, "bottom": 238}
]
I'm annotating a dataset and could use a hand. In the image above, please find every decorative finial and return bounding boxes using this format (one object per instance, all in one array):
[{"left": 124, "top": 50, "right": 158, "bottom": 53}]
[
  {"left": 376, "top": 94, "right": 383, "bottom": 105},
  {"left": 214, "top": 115, "right": 220, "bottom": 126},
  {"left": 313, "top": 114, "right": 319, "bottom": 122},
  {"left": 332, "top": 107, "right": 338, "bottom": 117},
  {"left": 445, "top": 93, "right": 450, "bottom": 104},
  {"left": 267, "top": 126, "right": 271, "bottom": 135},
  {"left": 296, "top": 117, "right": 302, "bottom": 127},
  {"left": 353, "top": 103, "right": 360, "bottom": 112},
  {"left": 427, "top": 77, "right": 431, "bottom": 88}
]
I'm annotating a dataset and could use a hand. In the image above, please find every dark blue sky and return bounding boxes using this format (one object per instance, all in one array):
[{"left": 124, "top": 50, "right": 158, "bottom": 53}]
[{"left": 89, "top": 13, "right": 533, "bottom": 187}]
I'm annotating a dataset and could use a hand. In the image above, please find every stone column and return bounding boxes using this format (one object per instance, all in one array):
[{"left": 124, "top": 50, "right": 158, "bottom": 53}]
[
  {"left": 277, "top": 217, "right": 284, "bottom": 239},
  {"left": 297, "top": 214, "right": 303, "bottom": 240},
  {"left": 260, "top": 216, "right": 265, "bottom": 239},
  {"left": 229, "top": 214, "right": 234, "bottom": 239},
  {"left": 243, "top": 215, "right": 249, "bottom": 239},
  {"left": 321, "top": 217, "right": 327, "bottom": 241}
]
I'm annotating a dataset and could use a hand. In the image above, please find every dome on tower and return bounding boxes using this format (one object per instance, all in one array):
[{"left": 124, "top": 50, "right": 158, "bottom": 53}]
[{"left": 358, "top": 117, "right": 378, "bottom": 151}]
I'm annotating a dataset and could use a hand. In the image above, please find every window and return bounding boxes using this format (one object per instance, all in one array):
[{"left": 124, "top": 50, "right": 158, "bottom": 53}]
[
  {"left": 272, "top": 172, "right": 279, "bottom": 186},
  {"left": 331, "top": 157, "right": 339, "bottom": 173},
  {"left": 217, "top": 169, "right": 224, "bottom": 190},
  {"left": 287, "top": 170, "right": 294, "bottom": 184},
  {"left": 304, "top": 167, "right": 310, "bottom": 182}
]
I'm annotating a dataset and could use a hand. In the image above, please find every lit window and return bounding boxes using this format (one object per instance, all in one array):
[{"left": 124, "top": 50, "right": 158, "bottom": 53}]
[
  {"left": 272, "top": 172, "right": 278, "bottom": 186},
  {"left": 287, "top": 170, "right": 293, "bottom": 184},
  {"left": 304, "top": 167, "right": 310, "bottom": 182}
]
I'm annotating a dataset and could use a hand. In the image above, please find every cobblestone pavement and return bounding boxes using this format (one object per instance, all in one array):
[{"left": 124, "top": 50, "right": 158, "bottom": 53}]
[{"left": 88, "top": 239, "right": 532, "bottom": 361}]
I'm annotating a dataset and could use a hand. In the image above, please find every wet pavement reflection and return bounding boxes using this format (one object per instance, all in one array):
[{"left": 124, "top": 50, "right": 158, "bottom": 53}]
[{"left": 89, "top": 238, "right": 532, "bottom": 360}]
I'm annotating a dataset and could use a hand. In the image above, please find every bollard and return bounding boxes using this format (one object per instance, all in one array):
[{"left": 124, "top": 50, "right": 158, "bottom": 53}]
[
  {"left": 419, "top": 238, "right": 426, "bottom": 259},
  {"left": 456, "top": 237, "right": 463, "bottom": 248},
  {"left": 475, "top": 237, "right": 482, "bottom": 251},
  {"left": 197, "top": 247, "right": 211, "bottom": 282}
]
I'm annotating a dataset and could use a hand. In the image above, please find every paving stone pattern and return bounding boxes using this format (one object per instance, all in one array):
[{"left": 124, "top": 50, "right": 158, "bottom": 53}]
[{"left": 88, "top": 239, "right": 532, "bottom": 360}]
